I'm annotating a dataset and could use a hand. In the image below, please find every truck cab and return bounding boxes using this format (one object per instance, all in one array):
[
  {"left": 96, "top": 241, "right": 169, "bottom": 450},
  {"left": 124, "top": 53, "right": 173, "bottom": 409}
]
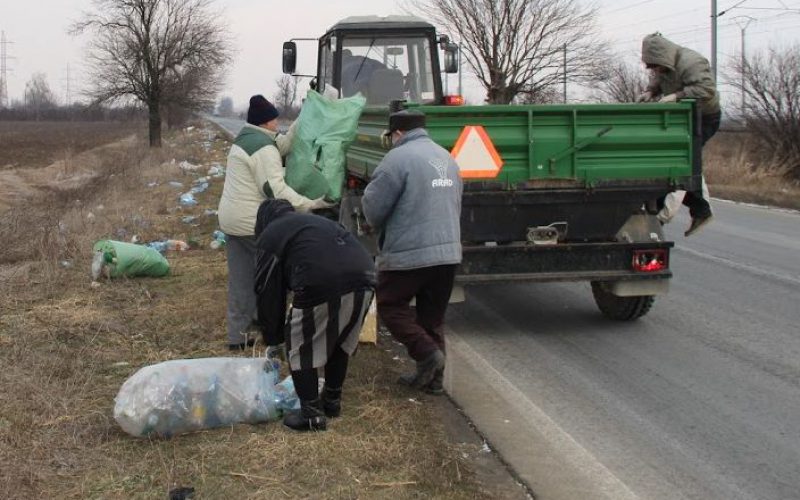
[{"left": 282, "top": 15, "right": 458, "bottom": 105}]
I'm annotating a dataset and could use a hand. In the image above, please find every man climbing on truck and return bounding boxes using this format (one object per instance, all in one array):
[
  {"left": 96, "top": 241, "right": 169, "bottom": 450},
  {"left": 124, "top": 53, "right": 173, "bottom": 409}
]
[{"left": 638, "top": 32, "right": 721, "bottom": 237}]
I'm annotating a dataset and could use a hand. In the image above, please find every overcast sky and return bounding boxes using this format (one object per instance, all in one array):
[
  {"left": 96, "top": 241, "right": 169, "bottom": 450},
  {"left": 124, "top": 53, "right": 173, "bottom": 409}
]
[{"left": 2, "top": 0, "right": 798, "bottom": 110}]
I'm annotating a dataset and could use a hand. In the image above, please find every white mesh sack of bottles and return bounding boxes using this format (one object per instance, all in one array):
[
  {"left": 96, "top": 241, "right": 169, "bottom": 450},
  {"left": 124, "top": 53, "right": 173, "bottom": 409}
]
[
  {"left": 92, "top": 240, "right": 170, "bottom": 278},
  {"left": 113, "top": 357, "right": 301, "bottom": 438},
  {"left": 285, "top": 90, "right": 366, "bottom": 202}
]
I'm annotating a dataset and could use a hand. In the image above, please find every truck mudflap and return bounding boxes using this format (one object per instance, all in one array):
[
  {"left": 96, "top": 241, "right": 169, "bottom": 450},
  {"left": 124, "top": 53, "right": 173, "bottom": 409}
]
[{"left": 456, "top": 241, "right": 672, "bottom": 285}]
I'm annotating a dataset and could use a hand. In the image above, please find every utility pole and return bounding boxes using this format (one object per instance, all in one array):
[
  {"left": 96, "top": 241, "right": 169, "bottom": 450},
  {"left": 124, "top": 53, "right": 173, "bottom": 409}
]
[
  {"left": 63, "top": 63, "right": 72, "bottom": 106},
  {"left": 457, "top": 42, "right": 462, "bottom": 97},
  {"left": 711, "top": 0, "right": 718, "bottom": 82},
  {"left": 713, "top": 0, "right": 748, "bottom": 83},
  {"left": 563, "top": 43, "right": 567, "bottom": 103},
  {"left": 733, "top": 16, "right": 755, "bottom": 115},
  {"left": 0, "top": 31, "right": 12, "bottom": 108}
]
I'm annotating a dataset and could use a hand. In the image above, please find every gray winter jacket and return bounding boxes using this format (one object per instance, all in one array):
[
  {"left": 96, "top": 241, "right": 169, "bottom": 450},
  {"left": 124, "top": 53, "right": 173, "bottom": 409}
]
[
  {"left": 642, "top": 33, "right": 720, "bottom": 115},
  {"left": 362, "top": 128, "right": 463, "bottom": 271}
]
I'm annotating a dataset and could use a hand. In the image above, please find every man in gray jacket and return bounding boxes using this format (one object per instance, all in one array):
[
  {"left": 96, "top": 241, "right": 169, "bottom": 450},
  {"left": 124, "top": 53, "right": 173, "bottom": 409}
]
[
  {"left": 362, "top": 110, "right": 463, "bottom": 394},
  {"left": 638, "top": 33, "right": 721, "bottom": 236}
]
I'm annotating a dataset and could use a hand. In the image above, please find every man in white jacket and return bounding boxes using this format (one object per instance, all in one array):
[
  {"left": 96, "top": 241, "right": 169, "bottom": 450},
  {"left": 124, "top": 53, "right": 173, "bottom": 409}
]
[{"left": 218, "top": 95, "right": 327, "bottom": 349}]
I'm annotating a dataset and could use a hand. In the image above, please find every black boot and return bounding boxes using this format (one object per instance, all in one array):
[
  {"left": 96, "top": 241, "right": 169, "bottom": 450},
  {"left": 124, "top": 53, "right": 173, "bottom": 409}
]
[
  {"left": 283, "top": 398, "right": 327, "bottom": 432},
  {"left": 321, "top": 386, "right": 342, "bottom": 418},
  {"left": 397, "top": 350, "right": 445, "bottom": 390}
]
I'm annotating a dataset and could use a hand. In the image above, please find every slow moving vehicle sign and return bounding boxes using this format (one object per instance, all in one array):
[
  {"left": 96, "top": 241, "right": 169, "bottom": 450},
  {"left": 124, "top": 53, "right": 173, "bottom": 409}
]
[{"left": 450, "top": 125, "right": 504, "bottom": 179}]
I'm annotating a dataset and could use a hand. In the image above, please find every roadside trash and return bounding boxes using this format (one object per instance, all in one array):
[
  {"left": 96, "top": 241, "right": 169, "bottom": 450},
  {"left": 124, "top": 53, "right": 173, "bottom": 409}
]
[
  {"left": 168, "top": 181, "right": 184, "bottom": 189},
  {"left": 113, "top": 357, "right": 298, "bottom": 438},
  {"left": 210, "top": 230, "right": 226, "bottom": 250},
  {"left": 60, "top": 260, "right": 72, "bottom": 269},
  {"left": 185, "top": 126, "right": 195, "bottom": 132},
  {"left": 181, "top": 216, "right": 198, "bottom": 225},
  {"left": 146, "top": 239, "right": 189, "bottom": 253},
  {"left": 147, "top": 181, "right": 159, "bottom": 188},
  {"left": 179, "top": 160, "right": 202, "bottom": 173},
  {"left": 193, "top": 176, "right": 210, "bottom": 185},
  {"left": 130, "top": 235, "right": 141, "bottom": 244},
  {"left": 92, "top": 240, "right": 170, "bottom": 279},
  {"left": 189, "top": 182, "right": 209, "bottom": 195},
  {"left": 208, "top": 165, "right": 225, "bottom": 177},
  {"left": 86, "top": 212, "right": 96, "bottom": 223},
  {"left": 203, "top": 209, "right": 218, "bottom": 217},
  {"left": 169, "top": 486, "right": 195, "bottom": 500},
  {"left": 179, "top": 193, "right": 198, "bottom": 206}
]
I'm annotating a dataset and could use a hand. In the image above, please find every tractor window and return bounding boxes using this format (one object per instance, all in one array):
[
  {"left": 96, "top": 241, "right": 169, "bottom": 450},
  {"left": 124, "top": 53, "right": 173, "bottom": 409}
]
[
  {"left": 340, "top": 36, "right": 436, "bottom": 104},
  {"left": 319, "top": 37, "right": 335, "bottom": 93}
]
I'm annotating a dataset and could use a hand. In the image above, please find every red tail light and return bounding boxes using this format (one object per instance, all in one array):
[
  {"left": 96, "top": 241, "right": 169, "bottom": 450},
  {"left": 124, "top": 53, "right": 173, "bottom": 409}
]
[
  {"left": 443, "top": 95, "right": 465, "bottom": 106},
  {"left": 632, "top": 249, "right": 668, "bottom": 272}
]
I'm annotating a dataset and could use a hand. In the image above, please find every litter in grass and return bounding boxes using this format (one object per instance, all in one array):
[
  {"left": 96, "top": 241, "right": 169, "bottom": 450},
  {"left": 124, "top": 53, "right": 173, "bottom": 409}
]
[
  {"left": 113, "top": 357, "right": 298, "bottom": 438},
  {"left": 179, "top": 193, "right": 198, "bottom": 206}
]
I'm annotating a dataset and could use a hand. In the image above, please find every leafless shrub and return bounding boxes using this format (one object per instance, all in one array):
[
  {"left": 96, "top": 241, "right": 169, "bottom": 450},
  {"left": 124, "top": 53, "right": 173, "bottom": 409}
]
[
  {"left": 726, "top": 44, "right": 800, "bottom": 179},
  {"left": 408, "top": 0, "right": 610, "bottom": 104},
  {"left": 591, "top": 59, "right": 649, "bottom": 103},
  {"left": 273, "top": 75, "right": 299, "bottom": 118}
]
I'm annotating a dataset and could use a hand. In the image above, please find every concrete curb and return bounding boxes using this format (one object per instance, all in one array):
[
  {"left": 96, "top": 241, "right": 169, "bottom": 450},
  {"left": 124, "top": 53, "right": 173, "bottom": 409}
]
[{"left": 444, "top": 330, "right": 640, "bottom": 500}]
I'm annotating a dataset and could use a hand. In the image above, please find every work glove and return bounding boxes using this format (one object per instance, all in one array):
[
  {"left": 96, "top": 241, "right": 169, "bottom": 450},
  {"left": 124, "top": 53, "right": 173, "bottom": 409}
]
[
  {"left": 636, "top": 91, "right": 654, "bottom": 103},
  {"left": 659, "top": 93, "right": 679, "bottom": 103},
  {"left": 310, "top": 197, "right": 335, "bottom": 210}
]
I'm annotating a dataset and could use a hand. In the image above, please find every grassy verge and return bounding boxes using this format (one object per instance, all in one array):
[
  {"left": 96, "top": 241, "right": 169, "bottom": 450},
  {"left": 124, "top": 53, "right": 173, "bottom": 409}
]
[
  {"left": 705, "top": 132, "right": 800, "bottom": 211},
  {"left": 0, "top": 123, "right": 488, "bottom": 499}
]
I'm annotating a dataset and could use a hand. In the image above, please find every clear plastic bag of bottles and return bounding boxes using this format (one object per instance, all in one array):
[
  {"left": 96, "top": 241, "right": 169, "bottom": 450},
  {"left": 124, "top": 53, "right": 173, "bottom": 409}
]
[{"left": 113, "top": 357, "right": 298, "bottom": 438}]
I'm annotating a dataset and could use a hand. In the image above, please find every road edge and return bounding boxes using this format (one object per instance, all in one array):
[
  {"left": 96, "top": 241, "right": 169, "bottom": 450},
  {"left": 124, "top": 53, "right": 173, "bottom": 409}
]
[{"left": 444, "top": 330, "right": 640, "bottom": 500}]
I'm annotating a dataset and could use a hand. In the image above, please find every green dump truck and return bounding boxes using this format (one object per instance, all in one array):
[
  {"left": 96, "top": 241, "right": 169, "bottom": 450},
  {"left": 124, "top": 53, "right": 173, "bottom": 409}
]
[{"left": 282, "top": 15, "right": 705, "bottom": 320}]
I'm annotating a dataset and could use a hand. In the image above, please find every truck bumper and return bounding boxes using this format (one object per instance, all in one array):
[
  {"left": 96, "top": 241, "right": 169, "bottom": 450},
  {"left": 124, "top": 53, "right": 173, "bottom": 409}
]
[{"left": 457, "top": 241, "right": 672, "bottom": 285}]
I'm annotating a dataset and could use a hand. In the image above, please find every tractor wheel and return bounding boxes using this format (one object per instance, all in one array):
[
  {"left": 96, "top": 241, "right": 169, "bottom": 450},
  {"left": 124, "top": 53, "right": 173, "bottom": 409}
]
[{"left": 591, "top": 281, "right": 655, "bottom": 321}]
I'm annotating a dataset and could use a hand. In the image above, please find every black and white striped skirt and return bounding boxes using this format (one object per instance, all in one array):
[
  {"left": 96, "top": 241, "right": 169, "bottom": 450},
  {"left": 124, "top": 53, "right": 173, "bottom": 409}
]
[{"left": 285, "top": 289, "right": 374, "bottom": 371}]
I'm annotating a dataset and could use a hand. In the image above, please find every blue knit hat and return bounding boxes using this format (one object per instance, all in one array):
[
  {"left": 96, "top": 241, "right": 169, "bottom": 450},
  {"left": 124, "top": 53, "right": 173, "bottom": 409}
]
[{"left": 247, "top": 95, "right": 279, "bottom": 125}]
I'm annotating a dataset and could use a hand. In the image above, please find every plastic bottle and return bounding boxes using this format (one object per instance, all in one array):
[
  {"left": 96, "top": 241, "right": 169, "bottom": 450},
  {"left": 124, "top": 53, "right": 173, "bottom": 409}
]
[{"left": 210, "top": 230, "right": 227, "bottom": 250}]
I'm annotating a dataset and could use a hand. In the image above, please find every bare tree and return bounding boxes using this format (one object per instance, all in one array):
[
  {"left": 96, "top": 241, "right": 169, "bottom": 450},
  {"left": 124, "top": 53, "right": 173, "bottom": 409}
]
[
  {"left": 217, "top": 96, "right": 234, "bottom": 117},
  {"left": 273, "top": 75, "right": 298, "bottom": 118},
  {"left": 73, "top": 0, "right": 232, "bottom": 146},
  {"left": 727, "top": 44, "right": 800, "bottom": 178},
  {"left": 514, "top": 85, "right": 561, "bottom": 104},
  {"left": 591, "top": 59, "right": 649, "bottom": 103},
  {"left": 24, "top": 73, "right": 56, "bottom": 120},
  {"left": 409, "top": 0, "right": 610, "bottom": 104}
]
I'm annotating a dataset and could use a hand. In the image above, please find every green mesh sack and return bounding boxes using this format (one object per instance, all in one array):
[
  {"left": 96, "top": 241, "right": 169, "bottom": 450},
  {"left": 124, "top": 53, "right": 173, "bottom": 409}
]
[
  {"left": 285, "top": 90, "right": 366, "bottom": 202},
  {"left": 93, "top": 240, "right": 170, "bottom": 278}
]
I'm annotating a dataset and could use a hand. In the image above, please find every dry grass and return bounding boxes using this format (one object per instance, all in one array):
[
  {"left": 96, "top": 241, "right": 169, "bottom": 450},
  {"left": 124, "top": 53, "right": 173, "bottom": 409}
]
[
  {"left": 0, "top": 121, "right": 487, "bottom": 499},
  {"left": 704, "top": 131, "right": 800, "bottom": 210}
]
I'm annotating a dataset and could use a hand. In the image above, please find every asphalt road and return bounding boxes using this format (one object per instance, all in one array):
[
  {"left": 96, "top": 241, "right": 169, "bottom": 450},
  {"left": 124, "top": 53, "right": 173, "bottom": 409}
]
[{"left": 447, "top": 201, "right": 800, "bottom": 500}]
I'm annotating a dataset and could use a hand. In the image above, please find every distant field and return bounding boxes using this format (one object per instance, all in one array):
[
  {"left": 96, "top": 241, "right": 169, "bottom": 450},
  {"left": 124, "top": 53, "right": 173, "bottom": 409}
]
[{"left": 0, "top": 121, "right": 142, "bottom": 170}]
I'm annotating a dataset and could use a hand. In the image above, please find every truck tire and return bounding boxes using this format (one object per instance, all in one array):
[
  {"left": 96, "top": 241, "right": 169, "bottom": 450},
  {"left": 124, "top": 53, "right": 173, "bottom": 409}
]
[{"left": 591, "top": 281, "right": 655, "bottom": 321}]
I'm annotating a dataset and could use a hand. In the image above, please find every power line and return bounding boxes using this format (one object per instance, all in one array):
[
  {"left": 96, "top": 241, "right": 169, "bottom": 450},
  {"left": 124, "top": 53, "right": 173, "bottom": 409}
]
[{"left": 604, "top": 0, "right": 659, "bottom": 15}]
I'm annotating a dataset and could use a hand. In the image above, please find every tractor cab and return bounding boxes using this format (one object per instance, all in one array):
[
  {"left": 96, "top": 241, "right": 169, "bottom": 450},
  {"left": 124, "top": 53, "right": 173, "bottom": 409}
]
[{"left": 283, "top": 15, "right": 459, "bottom": 106}]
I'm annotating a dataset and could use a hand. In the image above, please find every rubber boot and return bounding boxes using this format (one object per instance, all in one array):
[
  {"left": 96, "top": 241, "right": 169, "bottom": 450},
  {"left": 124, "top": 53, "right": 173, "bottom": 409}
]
[
  {"left": 321, "top": 386, "right": 342, "bottom": 418},
  {"left": 283, "top": 398, "right": 327, "bottom": 432},
  {"left": 397, "top": 350, "right": 445, "bottom": 390},
  {"left": 425, "top": 368, "right": 445, "bottom": 395}
]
